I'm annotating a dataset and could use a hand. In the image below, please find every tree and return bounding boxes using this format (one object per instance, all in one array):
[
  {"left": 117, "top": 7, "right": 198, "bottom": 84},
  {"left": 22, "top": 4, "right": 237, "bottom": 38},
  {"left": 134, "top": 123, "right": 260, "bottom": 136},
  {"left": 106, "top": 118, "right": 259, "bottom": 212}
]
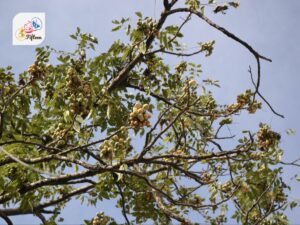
[{"left": 0, "top": 0, "right": 297, "bottom": 224}]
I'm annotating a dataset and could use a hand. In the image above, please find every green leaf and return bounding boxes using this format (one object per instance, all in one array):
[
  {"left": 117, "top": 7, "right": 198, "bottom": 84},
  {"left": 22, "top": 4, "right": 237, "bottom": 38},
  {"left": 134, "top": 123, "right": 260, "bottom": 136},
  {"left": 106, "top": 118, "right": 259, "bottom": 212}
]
[
  {"left": 286, "top": 128, "right": 296, "bottom": 136},
  {"left": 75, "top": 115, "right": 84, "bottom": 124},
  {"left": 64, "top": 110, "right": 72, "bottom": 123},
  {"left": 138, "top": 43, "right": 147, "bottom": 54},
  {"left": 73, "top": 121, "right": 81, "bottom": 133},
  {"left": 70, "top": 34, "right": 77, "bottom": 40},
  {"left": 290, "top": 201, "right": 298, "bottom": 209},
  {"left": 112, "top": 25, "right": 122, "bottom": 32},
  {"left": 135, "top": 12, "right": 142, "bottom": 18}
]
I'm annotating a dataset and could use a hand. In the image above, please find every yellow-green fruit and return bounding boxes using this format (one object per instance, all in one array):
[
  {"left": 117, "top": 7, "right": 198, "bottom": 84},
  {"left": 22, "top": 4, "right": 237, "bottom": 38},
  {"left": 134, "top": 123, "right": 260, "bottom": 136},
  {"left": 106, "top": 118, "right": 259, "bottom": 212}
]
[
  {"left": 133, "top": 103, "right": 142, "bottom": 110},
  {"left": 137, "top": 108, "right": 144, "bottom": 114},
  {"left": 92, "top": 217, "right": 100, "bottom": 225},
  {"left": 132, "top": 111, "right": 139, "bottom": 117},
  {"left": 241, "top": 182, "right": 250, "bottom": 193},
  {"left": 112, "top": 135, "right": 118, "bottom": 141},
  {"left": 137, "top": 113, "right": 145, "bottom": 121},
  {"left": 142, "top": 104, "right": 150, "bottom": 110},
  {"left": 189, "top": 79, "right": 196, "bottom": 87},
  {"left": 27, "top": 64, "right": 36, "bottom": 73},
  {"left": 67, "top": 68, "right": 75, "bottom": 75}
]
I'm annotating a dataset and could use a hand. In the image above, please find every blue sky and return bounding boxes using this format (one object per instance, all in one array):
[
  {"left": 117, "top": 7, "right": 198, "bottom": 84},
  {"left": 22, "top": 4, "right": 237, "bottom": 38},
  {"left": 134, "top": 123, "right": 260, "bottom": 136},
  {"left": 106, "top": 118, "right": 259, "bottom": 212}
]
[{"left": 0, "top": 0, "right": 300, "bottom": 224}]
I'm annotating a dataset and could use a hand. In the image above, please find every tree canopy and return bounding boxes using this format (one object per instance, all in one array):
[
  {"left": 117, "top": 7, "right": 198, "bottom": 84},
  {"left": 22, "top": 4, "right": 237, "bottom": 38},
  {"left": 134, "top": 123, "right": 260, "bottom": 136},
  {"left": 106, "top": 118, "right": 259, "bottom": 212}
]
[{"left": 0, "top": 1, "right": 298, "bottom": 225}]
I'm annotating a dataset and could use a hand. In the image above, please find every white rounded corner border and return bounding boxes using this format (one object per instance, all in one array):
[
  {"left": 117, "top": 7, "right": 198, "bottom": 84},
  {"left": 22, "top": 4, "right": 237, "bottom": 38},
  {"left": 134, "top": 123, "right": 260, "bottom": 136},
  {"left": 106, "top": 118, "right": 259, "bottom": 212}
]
[{"left": 12, "top": 12, "right": 45, "bottom": 46}]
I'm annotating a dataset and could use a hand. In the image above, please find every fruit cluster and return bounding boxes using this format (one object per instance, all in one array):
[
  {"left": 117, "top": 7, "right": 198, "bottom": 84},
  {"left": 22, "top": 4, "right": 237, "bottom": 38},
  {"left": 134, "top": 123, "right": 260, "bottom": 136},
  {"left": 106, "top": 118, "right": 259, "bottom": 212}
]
[
  {"left": 200, "top": 41, "right": 215, "bottom": 57},
  {"left": 175, "top": 61, "right": 187, "bottom": 74},
  {"left": 92, "top": 217, "right": 100, "bottom": 225},
  {"left": 27, "top": 63, "right": 47, "bottom": 80},
  {"left": 226, "top": 103, "right": 240, "bottom": 114},
  {"left": 66, "top": 67, "right": 94, "bottom": 116},
  {"left": 99, "top": 128, "right": 130, "bottom": 160},
  {"left": 201, "top": 171, "right": 212, "bottom": 183},
  {"left": 186, "top": 0, "right": 200, "bottom": 10},
  {"left": 173, "top": 148, "right": 186, "bottom": 156},
  {"left": 91, "top": 214, "right": 112, "bottom": 225},
  {"left": 227, "top": 90, "right": 261, "bottom": 114},
  {"left": 129, "top": 103, "right": 151, "bottom": 129},
  {"left": 220, "top": 182, "right": 233, "bottom": 193},
  {"left": 66, "top": 68, "right": 82, "bottom": 87},
  {"left": 50, "top": 123, "right": 73, "bottom": 141},
  {"left": 257, "top": 124, "right": 281, "bottom": 151},
  {"left": 247, "top": 101, "right": 262, "bottom": 114}
]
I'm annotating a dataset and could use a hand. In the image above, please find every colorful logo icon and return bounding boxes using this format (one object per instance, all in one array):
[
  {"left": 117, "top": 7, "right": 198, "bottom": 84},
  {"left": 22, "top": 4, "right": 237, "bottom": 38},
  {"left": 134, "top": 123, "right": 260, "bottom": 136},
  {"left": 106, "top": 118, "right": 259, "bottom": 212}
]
[{"left": 13, "top": 13, "right": 45, "bottom": 45}]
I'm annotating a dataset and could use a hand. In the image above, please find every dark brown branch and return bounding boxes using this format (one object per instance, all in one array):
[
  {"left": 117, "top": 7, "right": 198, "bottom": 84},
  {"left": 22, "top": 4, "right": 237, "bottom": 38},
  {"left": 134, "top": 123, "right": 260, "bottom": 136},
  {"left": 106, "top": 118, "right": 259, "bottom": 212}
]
[
  {"left": 166, "top": 8, "right": 272, "bottom": 62},
  {"left": 248, "top": 66, "right": 284, "bottom": 118},
  {"left": 162, "top": 7, "right": 283, "bottom": 119},
  {"left": 157, "top": 49, "right": 202, "bottom": 56},
  {"left": 114, "top": 179, "right": 130, "bottom": 225},
  {"left": 0, "top": 212, "right": 13, "bottom": 225},
  {"left": 245, "top": 175, "right": 277, "bottom": 224},
  {"left": 107, "top": 2, "right": 178, "bottom": 93},
  {"left": 0, "top": 184, "right": 94, "bottom": 217},
  {"left": 34, "top": 212, "right": 47, "bottom": 225},
  {"left": 152, "top": 189, "right": 196, "bottom": 225}
]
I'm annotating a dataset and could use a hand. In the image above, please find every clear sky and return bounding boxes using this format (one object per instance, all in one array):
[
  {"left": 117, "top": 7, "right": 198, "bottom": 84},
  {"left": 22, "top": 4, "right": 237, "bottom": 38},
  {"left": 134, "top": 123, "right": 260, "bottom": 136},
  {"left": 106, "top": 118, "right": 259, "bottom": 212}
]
[{"left": 0, "top": 0, "right": 299, "bottom": 224}]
